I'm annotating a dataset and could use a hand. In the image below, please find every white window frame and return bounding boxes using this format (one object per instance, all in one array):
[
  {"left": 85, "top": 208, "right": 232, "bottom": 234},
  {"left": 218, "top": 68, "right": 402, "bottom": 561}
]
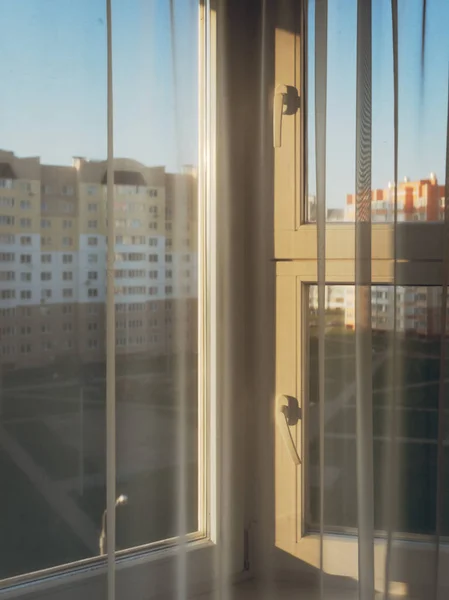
[{"left": 0, "top": 4, "right": 245, "bottom": 600}]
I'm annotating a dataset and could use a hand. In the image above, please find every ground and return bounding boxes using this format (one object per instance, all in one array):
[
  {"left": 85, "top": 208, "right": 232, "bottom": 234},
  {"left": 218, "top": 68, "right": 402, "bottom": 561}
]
[
  {"left": 308, "top": 310, "right": 449, "bottom": 536},
  {"left": 0, "top": 359, "right": 198, "bottom": 580}
]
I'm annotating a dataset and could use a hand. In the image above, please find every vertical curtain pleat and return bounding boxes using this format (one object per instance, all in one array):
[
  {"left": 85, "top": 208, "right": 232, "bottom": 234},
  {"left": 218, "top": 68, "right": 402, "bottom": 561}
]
[
  {"left": 355, "top": 0, "right": 375, "bottom": 597},
  {"left": 434, "top": 72, "right": 449, "bottom": 600},
  {"left": 106, "top": 1, "right": 116, "bottom": 599},
  {"left": 314, "top": 1, "right": 327, "bottom": 596},
  {"left": 383, "top": 2, "right": 399, "bottom": 598}
]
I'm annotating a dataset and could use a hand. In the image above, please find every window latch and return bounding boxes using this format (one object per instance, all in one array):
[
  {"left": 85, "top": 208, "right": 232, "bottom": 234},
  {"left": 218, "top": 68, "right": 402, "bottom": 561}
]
[
  {"left": 277, "top": 395, "right": 301, "bottom": 465},
  {"left": 273, "top": 84, "right": 300, "bottom": 148}
]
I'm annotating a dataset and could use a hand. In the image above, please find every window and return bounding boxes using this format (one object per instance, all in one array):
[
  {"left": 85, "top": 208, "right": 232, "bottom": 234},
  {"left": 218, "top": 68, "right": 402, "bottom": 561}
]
[
  {"left": 21, "top": 272, "right": 32, "bottom": 282},
  {"left": 165, "top": 285, "right": 173, "bottom": 295},
  {"left": 41, "top": 254, "right": 51, "bottom": 263},
  {"left": 62, "top": 236, "right": 73, "bottom": 246},
  {"left": 88, "top": 339, "right": 98, "bottom": 349},
  {"left": 87, "top": 322, "right": 97, "bottom": 331},
  {"left": 0, "top": 290, "right": 15, "bottom": 300},
  {"left": 88, "top": 236, "right": 98, "bottom": 246},
  {"left": 0, "top": 234, "right": 14, "bottom": 244},
  {"left": 0, "top": 197, "right": 14, "bottom": 208},
  {"left": 41, "top": 289, "right": 52, "bottom": 299},
  {"left": 165, "top": 254, "right": 172, "bottom": 263},
  {"left": 41, "top": 272, "right": 52, "bottom": 281},
  {"left": 62, "top": 322, "right": 73, "bottom": 332},
  {"left": 62, "top": 305, "right": 72, "bottom": 315},
  {"left": 149, "top": 237, "right": 158, "bottom": 246},
  {"left": 0, "top": 179, "right": 13, "bottom": 189},
  {"left": 0, "top": 252, "right": 14, "bottom": 262},
  {"left": 149, "top": 270, "right": 158, "bottom": 279},
  {"left": 41, "top": 236, "right": 51, "bottom": 246},
  {"left": 88, "top": 271, "right": 97, "bottom": 280},
  {"left": 62, "top": 254, "right": 73, "bottom": 264},
  {"left": 42, "top": 341, "right": 52, "bottom": 351},
  {"left": 20, "top": 343, "right": 31, "bottom": 354},
  {"left": 149, "top": 254, "right": 158, "bottom": 263},
  {"left": 87, "top": 185, "right": 97, "bottom": 196},
  {"left": 149, "top": 222, "right": 158, "bottom": 230},
  {"left": 62, "top": 288, "right": 73, "bottom": 298},
  {"left": 63, "top": 219, "right": 73, "bottom": 229},
  {"left": 62, "top": 185, "right": 74, "bottom": 196},
  {"left": 88, "top": 288, "right": 98, "bottom": 298},
  {"left": 148, "top": 286, "right": 158, "bottom": 295},
  {"left": 0, "top": 271, "right": 15, "bottom": 281},
  {"left": 61, "top": 201, "right": 74, "bottom": 213},
  {"left": 20, "top": 254, "right": 31, "bottom": 264},
  {"left": 20, "top": 290, "right": 31, "bottom": 300},
  {"left": 88, "top": 254, "right": 98, "bottom": 264},
  {"left": 41, "top": 324, "right": 51, "bottom": 334},
  {"left": 88, "top": 202, "right": 97, "bottom": 212},
  {"left": 20, "top": 200, "right": 31, "bottom": 210},
  {"left": 62, "top": 271, "right": 73, "bottom": 281},
  {"left": 88, "top": 220, "right": 97, "bottom": 228},
  {"left": 18, "top": 218, "right": 31, "bottom": 228},
  {"left": 0, "top": 216, "right": 14, "bottom": 226}
]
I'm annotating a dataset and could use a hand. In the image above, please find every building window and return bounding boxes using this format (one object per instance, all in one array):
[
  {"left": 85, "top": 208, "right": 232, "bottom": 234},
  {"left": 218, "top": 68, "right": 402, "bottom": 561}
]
[
  {"left": 88, "top": 322, "right": 98, "bottom": 331},
  {"left": 41, "top": 236, "right": 52, "bottom": 246},
  {"left": 88, "top": 202, "right": 98, "bottom": 212},
  {"left": 20, "top": 254, "right": 31, "bottom": 264},
  {"left": 88, "top": 339, "right": 98, "bottom": 349},
  {"left": 149, "top": 254, "right": 158, "bottom": 263},
  {"left": 63, "top": 289, "right": 73, "bottom": 298},
  {"left": 62, "top": 185, "right": 74, "bottom": 196},
  {"left": 149, "top": 237, "right": 158, "bottom": 247},
  {"left": 20, "top": 272, "right": 31, "bottom": 282},
  {"left": 148, "top": 286, "right": 158, "bottom": 295},
  {"left": 0, "top": 271, "right": 15, "bottom": 281},
  {"left": 88, "top": 220, "right": 98, "bottom": 228},
  {"left": 88, "top": 288, "right": 98, "bottom": 298},
  {"left": 166, "top": 269, "right": 173, "bottom": 279},
  {"left": 88, "top": 254, "right": 98, "bottom": 264},
  {"left": 62, "top": 271, "right": 73, "bottom": 281},
  {"left": 62, "top": 237, "right": 73, "bottom": 246},
  {"left": 63, "top": 219, "right": 73, "bottom": 229},
  {"left": 20, "top": 200, "right": 31, "bottom": 210},
  {"left": 42, "top": 289, "right": 52, "bottom": 299},
  {"left": 41, "top": 254, "right": 52, "bottom": 263},
  {"left": 165, "top": 286, "right": 173, "bottom": 295},
  {"left": 62, "top": 254, "right": 73, "bottom": 264},
  {"left": 41, "top": 219, "right": 51, "bottom": 229},
  {"left": 21, "top": 236, "right": 32, "bottom": 246},
  {"left": 88, "top": 237, "right": 98, "bottom": 246},
  {"left": 20, "top": 290, "right": 31, "bottom": 300},
  {"left": 88, "top": 271, "right": 98, "bottom": 280},
  {"left": 19, "top": 218, "right": 31, "bottom": 228},
  {"left": 0, "top": 197, "right": 14, "bottom": 209},
  {"left": 1, "top": 290, "right": 15, "bottom": 299},
  {"left": 165, "top": 254, "right": 173, "bottom": 263},
  {"left": 0, "top": 252, "right": 14, "bottom": 262},
  {"left": 63, "top": 322, "right": 73, "bottom": 332},
  {"left": 20, "top": 343, "right": 31, "bottom": 354},
  {"left": 41, "top": 272, "right": 52, "bottom": 281},
  {"left": 62, "top": 305, "right": 72, "bottom": 315}
]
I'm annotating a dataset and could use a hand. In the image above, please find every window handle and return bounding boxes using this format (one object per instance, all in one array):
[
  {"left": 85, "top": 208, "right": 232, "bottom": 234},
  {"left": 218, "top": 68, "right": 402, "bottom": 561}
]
[
  {"left": 273, "top": 84, "right": 300, "bottom": 148},
  {"left": 277, "top": 395, "right": 301, "bottom": 465}
]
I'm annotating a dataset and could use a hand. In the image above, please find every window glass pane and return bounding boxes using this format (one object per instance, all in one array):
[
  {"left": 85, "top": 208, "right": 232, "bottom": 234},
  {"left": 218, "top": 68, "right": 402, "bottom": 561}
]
[
  {"left": 0, "top": 0, "right": 200, "bottom": 582},
  {"left": 307, "top": 284, "right": 449, "bottom": 536},
  {"left": 0, "top": 0, "right": 107, "bottom": 581},
  {"left": 306, "top": 0, "right": 449, "bottom": 222},
  {"left": 111, "top": 0, "right": 199, "bottom": 551}
]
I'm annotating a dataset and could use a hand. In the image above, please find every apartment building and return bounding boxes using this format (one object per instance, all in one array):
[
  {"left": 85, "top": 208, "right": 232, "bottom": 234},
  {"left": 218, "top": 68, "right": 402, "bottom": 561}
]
[
  {"left": 344, "top": 175, "right": 446, "bottom": 335},
  {"left": 0, "top": 150, "right": 198, "bottom": 371}
]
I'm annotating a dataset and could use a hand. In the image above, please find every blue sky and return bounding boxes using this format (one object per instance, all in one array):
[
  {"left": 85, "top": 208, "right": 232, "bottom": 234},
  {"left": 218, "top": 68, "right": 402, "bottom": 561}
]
[
  {"left": 308, "top": 0, "right": 449, "bottom": 208},
  {"left": 0, "top": 0, "right": 198, "bottom": 171}
]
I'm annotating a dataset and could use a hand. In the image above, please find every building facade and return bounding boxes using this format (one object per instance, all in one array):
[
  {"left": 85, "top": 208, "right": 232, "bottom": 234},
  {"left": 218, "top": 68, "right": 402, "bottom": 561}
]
[{"left": 0, "top": 150, "right": 198, "bottom": 371}]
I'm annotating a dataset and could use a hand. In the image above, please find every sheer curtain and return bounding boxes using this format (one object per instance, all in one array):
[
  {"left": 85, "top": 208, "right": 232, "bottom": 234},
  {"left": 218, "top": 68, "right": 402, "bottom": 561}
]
[{"left": 312, "top": 0, "right": 449, "bottom": 598}]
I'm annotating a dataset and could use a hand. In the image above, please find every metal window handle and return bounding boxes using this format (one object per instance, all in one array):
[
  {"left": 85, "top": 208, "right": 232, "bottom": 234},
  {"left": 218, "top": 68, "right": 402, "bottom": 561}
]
[
  {"left": 277, "top": 395, "right": 301, "bottom": 465},
  {"left": 273, "top": 85, "right": 300, "bottom": 148}
]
